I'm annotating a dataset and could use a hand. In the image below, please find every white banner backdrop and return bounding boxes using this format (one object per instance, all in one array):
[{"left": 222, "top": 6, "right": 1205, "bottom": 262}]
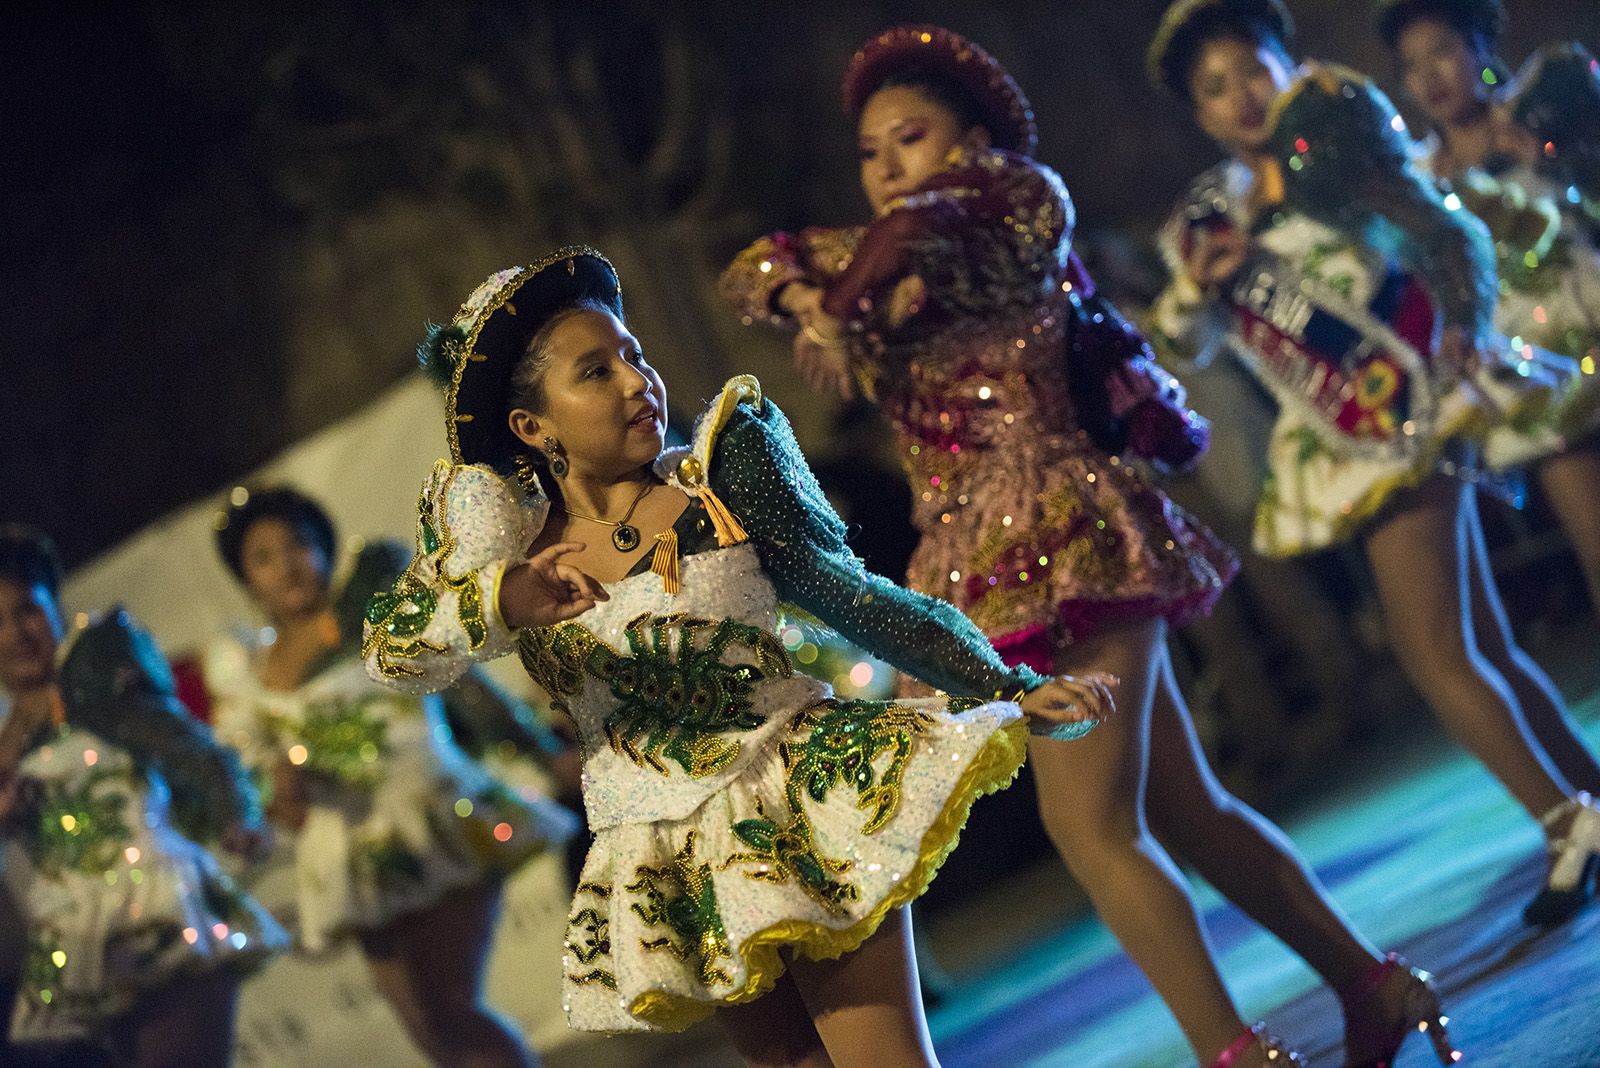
[{"left": 64, "top": 374, "right": 447, "bottom": 656}]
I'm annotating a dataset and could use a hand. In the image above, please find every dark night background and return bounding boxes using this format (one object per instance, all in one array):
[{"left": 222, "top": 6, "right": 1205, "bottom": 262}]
[{"left": 6, "top": 1, "right": 1595, "bottom": 568}]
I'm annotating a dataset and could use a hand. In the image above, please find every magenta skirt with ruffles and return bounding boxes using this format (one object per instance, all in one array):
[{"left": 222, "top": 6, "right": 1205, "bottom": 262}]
[{"left": 899, "top": 433, "right": 1238, "bottom": 676}]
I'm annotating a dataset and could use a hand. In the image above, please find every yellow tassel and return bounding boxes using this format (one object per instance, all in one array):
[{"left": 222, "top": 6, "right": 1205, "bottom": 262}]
[
  {"left": 651, "top": 528, "right": 680, "bottom": 595},
  {"left": 698, "top": 487, "right": 748, "bottom": 547}
]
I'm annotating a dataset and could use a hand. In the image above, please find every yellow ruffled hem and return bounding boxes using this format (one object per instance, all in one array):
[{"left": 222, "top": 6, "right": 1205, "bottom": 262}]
[
  {"left": 1255, "top": 401, "right": 1496, "bottom": 560},
  {"left": 627, "top": 716, "right": 1031, "bottom": 1032}
]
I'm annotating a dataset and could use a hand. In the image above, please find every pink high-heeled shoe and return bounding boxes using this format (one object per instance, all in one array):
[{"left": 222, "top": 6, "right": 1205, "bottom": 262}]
[
  {"left": 1342, "top": 952, "right": 1461, "bottom": 1067},
  {"left": 1208, "top": 1022, "right": 1304, "bottom": 1068}
]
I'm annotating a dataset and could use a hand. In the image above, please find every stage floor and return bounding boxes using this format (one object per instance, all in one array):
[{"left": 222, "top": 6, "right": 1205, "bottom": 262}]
[
  {"left": 557, "top": 646, "right": 1600, "bottom": 1068},
  {"left": 922, "top": 699, "right": 1600, "bottom": 1068}
]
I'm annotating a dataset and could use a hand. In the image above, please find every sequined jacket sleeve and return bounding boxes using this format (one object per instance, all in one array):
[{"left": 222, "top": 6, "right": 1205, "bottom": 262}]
[
  {"left": 818, "top": 149, "right": 1075, "bottom": 326},
  {"left": 364, "top": 460, "right": 548, "bottom": 695},
  {"left": 1061, "top": 253, "right": 1211, "bottom": 471},
  {"left": 711, "top": 396, "right": 1046, "bottom": 699},
  {"left": 59, "top": 612, "right": 264, "bottom": 841},
  {"left": 1270, "top": 64, "right": 1498, "bottom": 343},
  {"left": 720, "top": 228, "right": 867, "bottom": 325}
]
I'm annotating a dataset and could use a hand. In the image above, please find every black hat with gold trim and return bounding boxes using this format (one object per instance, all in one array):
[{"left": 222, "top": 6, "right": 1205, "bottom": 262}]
[
  {"left": 1148, "top": 0, "right": 1295, "bottom": 99},
  {"left": 417, "top": 246, "right": 623, "bottom": 470},
  {"left": 1374, "top": 0, "right": 1504, "bottom": 52}
]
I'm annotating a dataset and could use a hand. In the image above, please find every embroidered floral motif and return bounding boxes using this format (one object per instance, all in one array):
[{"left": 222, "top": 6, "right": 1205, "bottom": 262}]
[
  {"left": 515, "top": 623, "right": 600, "bottom": 719},
  {"left": 628, "top": 832, "right": 733, "bottom": 988},
  {"left": 30, "top": 768, "right": 132, "bottom": 878},
  {"left": 1350, "top": 356, "right": 1403, "bottom": 437},
  {"left": 364, "top": 469, "right": 490, "bottom": 677},
  {"left": 722, "top": 798, "right": 859, "bottom": 913},
  {"left": 718, "top": 697, "right": 945, "bottom": 910},
  {"left": 565, "top": 882, "right": 617, "bottom": 989},
  {"left": 363, "top": 571, "right": 448, "bottom": 679},
  {"left": 783, "top": 699, "right": 934, "bottom": 834},
  {"left": 261, "top": 696, "right": 390, "bottom": 788},
  {"left": 525, "top": 613, "right": 792, "bottom": 778}
]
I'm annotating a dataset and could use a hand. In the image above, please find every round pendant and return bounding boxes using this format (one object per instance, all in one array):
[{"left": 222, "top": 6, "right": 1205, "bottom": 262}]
[{"left": 612, "top": 524, "right": 641, "bottom": 552}]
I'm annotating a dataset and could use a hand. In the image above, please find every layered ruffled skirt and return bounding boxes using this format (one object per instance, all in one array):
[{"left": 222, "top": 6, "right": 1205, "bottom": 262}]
[
  {"left": 561, "top": 694, "right": 1027, "bottom": 1033},
  {"left": 902, "top": 436, "right": 1237, "bottom": 670},
  {"left": 1251, "top": 357, "right": 1570, "bottom": 556},
  {"left": 1482, "top": 244, "right": 1600, "bottom": 469},
  {"left": 287, "top": 750, "right": 578, "bottom": 949},
  {"left": 205, "top": 646, "right": 578, "bottom": 950},
  {"left": 8, "top": 729, "right": 289, "bottom": 1042}
]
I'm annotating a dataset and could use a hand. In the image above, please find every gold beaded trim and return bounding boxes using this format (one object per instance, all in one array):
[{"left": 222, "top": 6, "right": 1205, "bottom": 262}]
[{"left": 444, "top": 245, "right": 621, "bottom": 465}]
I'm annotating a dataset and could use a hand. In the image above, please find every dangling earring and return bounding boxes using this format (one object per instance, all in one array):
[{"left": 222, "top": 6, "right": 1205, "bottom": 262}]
[{"left": 543, "top": 436, "right": 568, "bottom": 478}]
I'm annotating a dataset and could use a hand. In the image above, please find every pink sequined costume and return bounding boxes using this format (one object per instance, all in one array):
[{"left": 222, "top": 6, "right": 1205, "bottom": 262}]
[{"left": 723, "top": 148, "right": 1237, "bottom": 674}]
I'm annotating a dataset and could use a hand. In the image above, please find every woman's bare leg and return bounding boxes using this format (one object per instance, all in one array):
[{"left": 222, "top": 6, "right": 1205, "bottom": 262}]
[
  {"left": 717, "top": 970, "right": 835, "bottom": 1068},
  {"left": 1140, "top": 650, "right": 1429, "bottom": 1060},
  {"left": 1537, "top": 447, "right": 1600, "bottom": 620},
  {"left": 113, "top": 966, "right": 242, "bottom": 1068},
  {"left": 360, "top": 878, "right": 537, "bottom": 1068},
  {"left": 1465, "top": 490, "right": 1600, "bottom": 793},
  {"left": 1032, "top": 618, "right": 1252, "bottom": 1064},
  {"left": 785, "top": 907, "right": 937, "bottom": 1068},
  {"left": 1362, "top": 478, "right": 1569, "bottom": 816},
  {"left": 1144, "top": 648, "right": 1381, "bottom": 992}
]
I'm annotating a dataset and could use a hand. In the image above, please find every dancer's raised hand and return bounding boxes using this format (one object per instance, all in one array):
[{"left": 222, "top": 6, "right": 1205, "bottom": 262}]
[{"left": 499, "top": 544, "right": 609, "bottom": 629}]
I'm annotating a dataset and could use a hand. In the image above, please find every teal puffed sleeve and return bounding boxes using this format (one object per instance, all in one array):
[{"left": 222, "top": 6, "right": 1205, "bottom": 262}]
[
  {"left": 709, "top": 396, "right": 1046, "bottom": 700},
  {"left": 59, "top": 612, "right": 265, "bottom": 841},
  {"left": 1271, "top": 63, "right": 1498, "bottom": 343}
]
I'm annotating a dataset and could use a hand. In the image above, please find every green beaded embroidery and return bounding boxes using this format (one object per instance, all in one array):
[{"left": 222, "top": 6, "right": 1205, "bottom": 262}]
[
  {"left": 355, "top": 834, "right": 428, "bottom": 889},
  {"left": 723, "top": 800, "right": 859, "bottom": 912},
  {"left": 783, "top": 699, "right": 934, "bottom": 834},
  {"left": 719, "top": 696, "right": 965, "bottom": 911},
  {"left": 363, "top": 571, "right": 448, "bottom": 679},
  {"left": 628, "top": 831, "right": 733, "bottom": 988},
  {"left": 363, "top": 469, "right": 492, "bottom": 678},
  {"left": 263, "top": 696, "right": 391, "bottom": 788},
  {"left": 32, "top": 768, "right": 132, "bottom": 878},
  {"left": 565, "top": 882, "right": 617, "bottom": 989},
  {"left": 522, "top": 612, "right": 794, "bottom": 778},
  {"left": 24, "top": 925, "right": 71, "bottom": 1009},
  {"left": 516, "top": 623, "right": 599, "bottom": 718}
]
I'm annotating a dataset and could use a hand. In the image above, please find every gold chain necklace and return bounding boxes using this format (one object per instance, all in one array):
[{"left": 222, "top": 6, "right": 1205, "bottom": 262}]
[{"left": 560, "top": 479, "right": 657, "bottom": 552}]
